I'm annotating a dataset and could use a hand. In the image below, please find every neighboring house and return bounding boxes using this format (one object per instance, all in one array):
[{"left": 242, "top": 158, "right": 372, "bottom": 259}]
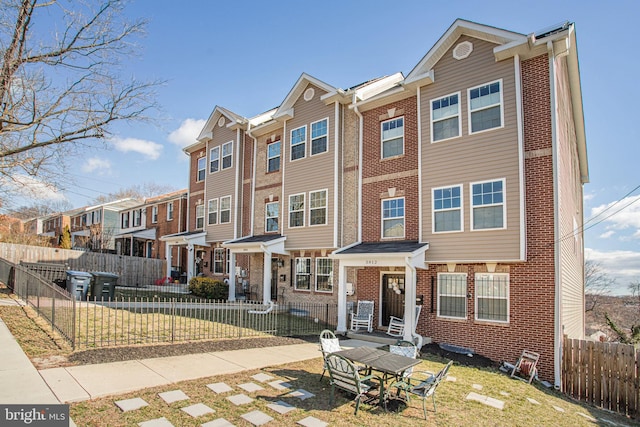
[
  {"left": 39, "top": 208, "right": 84, "bottom": 246},
  {"left": 182, "top": 19, "right": 587, "bottom": 385},
  {"left": 70, "top": 198, "right": 141, "bottom": 252}
]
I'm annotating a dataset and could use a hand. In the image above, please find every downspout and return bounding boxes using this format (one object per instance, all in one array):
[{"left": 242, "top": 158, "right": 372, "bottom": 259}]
[
  {"left": 416, "top": 86, "right": 423, "bottom": 240},
  {"left": 246, "top": 123, "right": 257, "bottom": 235},
  {"left": 352, "top": 93, "right": 363, "bottom": 242},
  {"left": 234, "top": 128, "right": 241, "bottom": 240},
  {"left": 333, "top": 101, "right": 339, "bottom": 249},
  {"left": 515, "top": 54, "right": 526, "bottom": 261}
]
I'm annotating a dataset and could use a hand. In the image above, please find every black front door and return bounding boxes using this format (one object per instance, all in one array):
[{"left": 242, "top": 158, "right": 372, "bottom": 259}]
[
  {"left": 271, "top": 258, "right": 279, "bottom": 301},
  {"left": 382, "top": 274, "right": 405, "bottom": 326}
]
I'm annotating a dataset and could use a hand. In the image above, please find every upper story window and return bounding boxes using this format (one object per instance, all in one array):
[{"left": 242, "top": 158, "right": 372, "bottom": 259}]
[
  {"left": 167, "top": 202, "right": 174, "bottom": 221},
  {"left": 133, "top": 209, "right": 142, "bottom": 227},
  {"left": 294, "top": 257, "right": 311, "bottom": 291},
  {"left": 290, "top": 126, "right": 306, "bottom": 161},
  {"left": 381, "top": 117, "right": 404, "bottom": 159},
  {"left": 267, "top": 141, "right": 281, "bottom": 173},
  {"left": 431, "top": 93, "right": 461, "bottom": 142},
  {"left": 315, "top": 258, "right": 333, "bottom": 293},
  {"left": 471, "top": 179, "right": 505, "bottom": 230},
  {"left": 289, "top": 193, "right": 305, "bottom": 228},
  {"left": 210, "top": 147, "right": 220, "bottom": 173},
  {"left": 433, "top": 185, "right": 462, "bottom": 233},
  {"left": 195, "top": 204, "right": 204, "bottom": 229},
  {"left": 197, "top": 157, "right": 206, "bottom": 182},
  {"left": 475, "top": 273, "right": 509, "bottom": 323},
  {"left": 121, "top": 212, "right": 129, "bottom": 229},
  {"left": 220, "top": 196, "right": 231, "bottom": 224},
  {"left": 208, "top": 199, "right": 218, "bottom": 225},
  {"left": 437, "top": 273, "right": 467, "bottom": 319},
  {"left": 265, "top": 202, "right": 279, "bottom": 233},
  {"left": 309, "top": 189, "right": 327, "bottom": 226},
  {"left": 222, "top": 141, "right": 233, "bottom": 169},
  {"left": 151, "top": 206, "right": 158, "bottom": 223},
  {"left": 311, "top": 118, "right": 328, "bottom": 155},
  {"left": 468, "top": 80, "right": 503, "bottom": 133},
  {"left": 382, "top": 197, "right": 404, "bottom": 238}
]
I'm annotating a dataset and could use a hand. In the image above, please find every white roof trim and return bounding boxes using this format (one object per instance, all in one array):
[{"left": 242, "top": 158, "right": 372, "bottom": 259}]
[{"left": 273, "top": 73, "right": 337, "bottom": 120}]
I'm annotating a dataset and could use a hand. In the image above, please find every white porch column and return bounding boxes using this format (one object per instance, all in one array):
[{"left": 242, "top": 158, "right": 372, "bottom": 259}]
[
  {"left": 165, "top": 242, "right": 172, "bottom": 279},
  {"left": 263, "top": 251, "right": 272, "bottom": 304},
  {"left": 403, "top": 263, "right": 417, "bottom": 343},
  {"left": 337, "top": 261, "right": 348, "bottom": 333},
  {"left": 186, "top": 243, "right": 195, "bottom": 282},
  {"left": 228, "top": 252, "right": 236, "bottom": 301}
]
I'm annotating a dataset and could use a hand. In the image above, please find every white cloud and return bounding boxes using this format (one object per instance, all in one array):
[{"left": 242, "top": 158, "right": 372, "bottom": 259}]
[
  {"left": 2, "top": 174, "right": 66, "bottom": 202},
  {"left": 599, "top": 230, "right": 615, "bottom": 239},
  {"left": 110, "top": 137, "right": 163, "bottom": 160},
  {"left": 168, "top": 118, "right": 206, "bottom": 148},
  {"left": 82, "top": 157, "right": 112, "bottom": 174},
  {"left": 589, "top": 195, "right": 640, "bottom": 240},
  {"left": 585, "top": 247, "right": 640, "bottom": 295}
]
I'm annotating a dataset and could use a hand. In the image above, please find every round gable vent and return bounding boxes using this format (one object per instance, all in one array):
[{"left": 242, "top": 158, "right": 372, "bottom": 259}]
[
  {"left": 218, "top": 117, "right": 225, "bottom": 127},
  {"left": 303, "top": 87, "right": 315, "bottom": 101},
  {"left": 453, "top": 41, "right": 473, "bottom": 60}
]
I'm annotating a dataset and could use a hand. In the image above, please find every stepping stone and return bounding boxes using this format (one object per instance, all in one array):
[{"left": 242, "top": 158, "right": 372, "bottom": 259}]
[
  {"left": 208, "top": 382, "right": 234, "bottom": 394},
  {"left": 268, "top": 380, "right": 291, "bottom": 390},
  {"left": 267, "top": 400, "right": 296, "bottom": 414},
  {"left": 446, "top": 375, "right": 457, "bottom": 382},
  {"left": 182, "top": 403, "right": 215, "bottom": 417},
  {"left": 465, "top": 392, "right": 505, "bottom": 410},
  {"left": 115, "top": 397, "right": 149, "bottom": 412},
  {"left": 227, "top": 394, "right": 254, "bottom": 405},
  {"left": 297, "top": 416, "right": 328, "bottom": 427},
  {"left": 241, "top": 410, "right": 273, "bottom": 426},
  {"left": 201, "top": 419, "right": 236, "bottom": 427},
  {"left": 138, "top": 417, "right": 174, "bottom": 427},
  {"left": 552, "top": 406, "right": 565, "bottom": 413},
  {"left": 238, "top": 382, "right": 264, "bottom": 392},
  {"left": 286, "top": 389, "right": 315, "bottom": 400},
  {"left": 252, "top": 373, "right": 274, "bottom": 383},
  {"left": 159, "top": 390, "right": 189, "bottom": 404},
  {"left": 472, "top": 384, "right": 483, "bottom": 390},
  {"left": 577, "top": 412, "right": 597, "bottom": 422},
  {"left": 526, "top": 397, "right": 540, "bottom": 405},
  {"left": 499, "top": 391, "right": 510, "bottom": 397}
]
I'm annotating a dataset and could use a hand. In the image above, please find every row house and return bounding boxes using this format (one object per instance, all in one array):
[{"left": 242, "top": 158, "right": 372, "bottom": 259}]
[
  {"left": 117, "top": 190, "right": 188, "bottom": 279},
  {"left": 39, "top": 207, "right": 85, "bottom": 246},
  {"left": 178, "top": 19, "right": 587, "bottom": 385}
]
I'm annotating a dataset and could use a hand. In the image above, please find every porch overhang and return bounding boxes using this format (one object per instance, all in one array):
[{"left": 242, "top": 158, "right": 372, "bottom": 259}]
[
  {"left": 222, "top": 234, "right": 289, "bottom": 255},
  {"left": 115, "top": 228, "right": 157, "bottom": 240},
  {"left": 331, "top": 240, "right": 429, "bottom": 269},
  {"left": 159, "top": 231, "right": 208, "bottom": 247}
]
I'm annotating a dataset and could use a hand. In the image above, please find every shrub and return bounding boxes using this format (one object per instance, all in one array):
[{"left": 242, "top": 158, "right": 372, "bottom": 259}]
[{"left": 189, "top": 277, "right": 228, "bottom": 300}]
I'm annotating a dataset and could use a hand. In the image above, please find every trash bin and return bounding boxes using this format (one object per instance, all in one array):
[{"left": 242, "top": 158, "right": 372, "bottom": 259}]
[
  {"left": 66, "top": 270, "right": 92, "bottom": 301},
  {"left": 90, "top": 272, "right": 119, "bottom": 300}
]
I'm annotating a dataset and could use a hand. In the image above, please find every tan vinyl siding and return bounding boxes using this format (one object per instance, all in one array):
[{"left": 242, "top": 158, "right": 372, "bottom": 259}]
[
  {"left": 556, "top": 56, "right": 585, "bottom": 339},
  {"left": 421, "top": 36, "right": 522, "bottom": 262},
  {"left": 205, "top": 121, "right": 238, "bottom": 242},
  {"left": 283, "top": 84, "right": 336, "bottom": 249}
]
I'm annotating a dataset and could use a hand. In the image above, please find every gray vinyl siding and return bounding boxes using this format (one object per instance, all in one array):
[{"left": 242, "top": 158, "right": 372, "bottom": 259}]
[
  {"left": 420, "top": 35, "right": 522, "bottom": 262},
  {"left": 556, "top": 56, "right": 585, "bottom": 339},
  {"left": 283, "top": 83, "right": 335, "bottom": 249},
  {"left": 205, "top": 122, "right": 238, "bottom": 242}
]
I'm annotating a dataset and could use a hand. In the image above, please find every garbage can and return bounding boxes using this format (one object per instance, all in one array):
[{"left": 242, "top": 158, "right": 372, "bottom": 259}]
[
  {"left": 66, "top": 270, "right": 92, "bottom": 301},
  {"left": 90, "top": 272, "right": 119, "bottom": 300}
]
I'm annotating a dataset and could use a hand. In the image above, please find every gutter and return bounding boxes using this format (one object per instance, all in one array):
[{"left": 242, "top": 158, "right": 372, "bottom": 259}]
[{"left": 352, "top": 93, "right": 363, "bottom": 242}]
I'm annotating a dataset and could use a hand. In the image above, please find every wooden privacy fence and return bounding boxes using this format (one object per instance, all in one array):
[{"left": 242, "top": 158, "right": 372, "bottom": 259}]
[
  {"left": 0, "top": 243, "right": 165, "bottom": 287},
  {"left": 562, "top": 335, "right": 639, "bottom": 418}
]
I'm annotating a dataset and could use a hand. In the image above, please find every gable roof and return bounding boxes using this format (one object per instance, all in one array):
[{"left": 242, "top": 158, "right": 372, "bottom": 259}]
[
  {"left": 196, "top": 105, "right": 247, "bottom": 143},
  {"left": 273, "top": 73, "right": 337, "bottom": 121}
]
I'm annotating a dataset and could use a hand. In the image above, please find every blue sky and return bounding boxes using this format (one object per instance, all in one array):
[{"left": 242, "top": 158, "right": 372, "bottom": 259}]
[{"left": 8, "top": 0, "right": 640, "bottom": 294}]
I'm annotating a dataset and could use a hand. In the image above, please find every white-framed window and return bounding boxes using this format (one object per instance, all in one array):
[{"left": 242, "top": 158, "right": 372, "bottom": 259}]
[
  {"left": 381, "top": 116, "right": 404, "bottom": 159},
  {"left": 197, "top": 157, "right": 206, "bottom": 181},
  {"left": 290, "top": 126, "right": 306, "bottom": 161},
  {"left": 382, "top": 197, "right": 404, "bottom": 238},
  {"left": 132, "top": 209, "right": 140, "bottom": 227},
  {"left": 222, "top": 141, "right": 233, "bottom": 169},
  {"left": 433, "top": 185, "right": 462, "bottom": 233},
  {"left": 220, "top": 196, "right": 231, "bottom": 224},
  {"left": 431, "top": 92, "right": 461, "bottom": 142},
  {"left": 214, "top": 248, "right": 225, "bottom": 274},
  {"left": 267, "top": 141, "right": 281, "bottom": 173},
  {"left": 309, "top": 189, "right": 327, "bottom": 226},
  {"left": 315, "top": 258, "right": 333, "bottom": 292},
  {"left": 167, "top": 202, "right": 174, "bottom": 221},
  {"left": 468, "top": 79, "right": 503, "bottom": 134},
  {"left": 475, "top": 273, "right": 509, "bottom": 323},
  {"left": 437, "top": 273, "right": 467, "bottom": 319},
  {"left": 195, "top": 205, "right": 204, "bottom": 229},
  {"left": 265, "top": 202, "right": 279, "bottom": 232},
  {"left": 210, "top": 146, "right": 220, "bottom": 173},
  {"left": 289, "top": 193, "right": 305, "bottom": 228},
  {"left": 471, "top": 179, "right": 505, "bottom": 230},
  {"left": 311, "top": 118, "right": 328, "bottom": 155},
  {"left": 121, "top": 212, "right": 129, "bottom": 229},
  {"left": 208, "top": 199, "right": 218, "bottom": 225},
  {"left": 151, "top": 206, "right": 158, "bottom": 223},
  {"left": 294, "top": 257, "right": 311, "bottom": 290}
]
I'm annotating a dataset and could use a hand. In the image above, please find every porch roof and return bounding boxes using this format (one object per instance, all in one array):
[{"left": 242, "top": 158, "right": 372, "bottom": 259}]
[
  {"left": 159, "top": 230, "right": 208, "bottom": 246},
  {"left": 115, "top": 228, "right": 156, "bottom": 240},
  {"left": 332, "top": 240, "right": 429, "bottom": 269},
  {"left": 222, "top": 234, "right": 288, "bottom": 255}
]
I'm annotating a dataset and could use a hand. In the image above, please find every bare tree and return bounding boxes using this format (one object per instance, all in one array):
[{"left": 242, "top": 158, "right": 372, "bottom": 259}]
[
  {"left": 7, "top": 199, "right": 72, "bottom": 220},
  {"left": 0, "top": 0, "right": 161, "bottom": 199},
  {"left": 584, "top": 258, "right": 615, "bottom": 312},
  {"left": 91, "top": 182, "right": 178, "bottom": 204}
]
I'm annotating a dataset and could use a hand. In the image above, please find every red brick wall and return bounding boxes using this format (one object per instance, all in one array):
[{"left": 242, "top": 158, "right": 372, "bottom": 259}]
[{"left": 242, "top": 133, "right": 254, "bottom": 236}]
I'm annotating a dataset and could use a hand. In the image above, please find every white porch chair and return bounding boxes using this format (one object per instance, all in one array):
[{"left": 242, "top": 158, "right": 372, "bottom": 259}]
[
  {"left": 386, "top": 305, "right": 422, "bottom": 337},
  {"left": 350, "top": 300, "right": 374, "bottom": 333}
]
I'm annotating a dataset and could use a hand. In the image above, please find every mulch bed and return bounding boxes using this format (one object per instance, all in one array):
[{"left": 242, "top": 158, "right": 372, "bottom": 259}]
[{"left": 420, "top": 342, "right": 497, "bottom": 368}]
